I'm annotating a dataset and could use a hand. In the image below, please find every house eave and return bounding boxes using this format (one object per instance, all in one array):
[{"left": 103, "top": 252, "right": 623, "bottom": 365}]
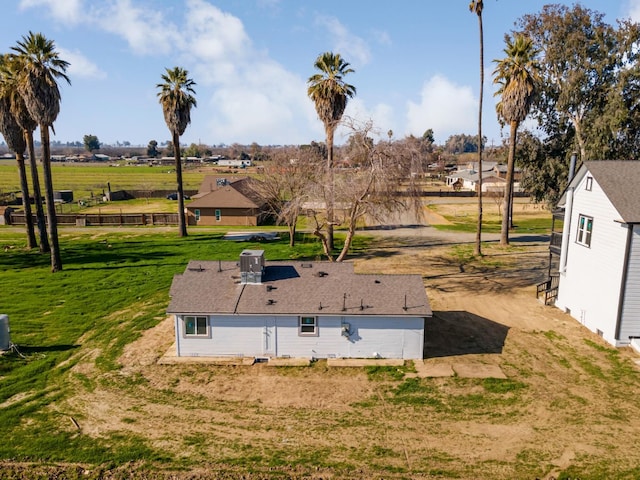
[
  {"left": 169, "top": 311, "right": 432, "bottom": 318},
  {"left": 614, "top": 219, "right": 640, "bottom": 225}
]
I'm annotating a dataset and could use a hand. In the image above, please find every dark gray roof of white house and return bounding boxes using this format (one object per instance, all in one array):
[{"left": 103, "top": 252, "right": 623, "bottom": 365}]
[
  {"left": 167, "top": 259, "right": 431, "bottom": 317},
  {"left": 583, "top": 160, "right": 640, "bottom": 224}
]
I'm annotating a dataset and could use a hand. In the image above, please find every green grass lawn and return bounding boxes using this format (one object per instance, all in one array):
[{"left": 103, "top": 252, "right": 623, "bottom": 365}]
[
  {"left": 2, "top": 228, "right": 640, "bottom": 479},
  {"left": 0, "top": 228, "right": 334, "bottom": 466},
  {"left": 431, "top": 216, "right": 552, "bottom": 234},
  {"left": 428, "top": 203, "right": 553, "bottom": 234},
  {"left": 0, "top": 162, "right": 204, "bottom": 199}
]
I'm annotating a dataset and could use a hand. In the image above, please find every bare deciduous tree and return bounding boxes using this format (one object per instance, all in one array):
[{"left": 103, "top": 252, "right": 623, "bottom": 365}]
[
  {"left": 249, "top": 147, "right": 321, "bottom": 247},
  {"left": 309, "top": 118, "right": 423, "bottom": 262}
]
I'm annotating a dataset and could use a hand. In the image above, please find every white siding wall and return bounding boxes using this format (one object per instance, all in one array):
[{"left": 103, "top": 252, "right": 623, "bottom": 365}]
[
  {"left": 556, "top": 174, "right": 628, "bottom": 345},
  {"left": 175, "top": 314, "right": 424, "bottom": 359},
  {"left": 619, "top": 225, "right": 640, "bottom": 343},
  {"left": 275, "top": 316, "right": 424, "bottom": 359},
  {"left": 176, "top": 316, "right": 263, "bottom": 357}
]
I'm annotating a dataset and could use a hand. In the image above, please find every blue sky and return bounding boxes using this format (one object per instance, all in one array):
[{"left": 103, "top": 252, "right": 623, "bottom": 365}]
[{"left": 1, "top": 0, "right": 638, "bottom": 148}]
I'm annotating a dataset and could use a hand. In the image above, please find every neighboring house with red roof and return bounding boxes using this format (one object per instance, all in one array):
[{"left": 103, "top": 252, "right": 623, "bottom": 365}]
[
  {"left": 167, "top": 250, "right": 431, "bottom": 360},
  {"left": 553, "top": 160, "right": 640, "bottom": 349},
  {"left": 186, "top": 175, "right": 271, "bottom": 226}
]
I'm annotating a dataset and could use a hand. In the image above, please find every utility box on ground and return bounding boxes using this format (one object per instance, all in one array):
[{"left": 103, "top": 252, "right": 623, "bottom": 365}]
[{"left": 0, "top": 314, "right": 10, "bottom": 351}]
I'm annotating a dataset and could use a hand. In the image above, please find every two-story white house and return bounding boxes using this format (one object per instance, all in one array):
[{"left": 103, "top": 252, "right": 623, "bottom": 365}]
[{"left": 554, "top": 160, "right": 640, "bottom": 348}]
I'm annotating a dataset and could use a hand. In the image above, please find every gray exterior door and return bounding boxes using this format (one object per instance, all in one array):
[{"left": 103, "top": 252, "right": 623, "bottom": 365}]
[{"left": 263, "top": 317, "right": 276, "bottom": 356}]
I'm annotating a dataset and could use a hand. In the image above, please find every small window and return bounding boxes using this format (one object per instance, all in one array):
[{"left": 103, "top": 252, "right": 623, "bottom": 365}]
[
  {"left": 194, "top": 209, "right": 200, "bottom": 221},
  {"left": 299, "top": 316, "right": 318, "bottom": 336},
  {"left": 215, "top": 209, "right": 221, "bottom": 221},
  {"left": 585, "top": 176, "right": 593, "bottom": 191},
  {"left": 576, "top": 214, "right": 593, "bottom": 247},
  {"left": 184, "top": 316, "right": 208, "bottom": 336}
]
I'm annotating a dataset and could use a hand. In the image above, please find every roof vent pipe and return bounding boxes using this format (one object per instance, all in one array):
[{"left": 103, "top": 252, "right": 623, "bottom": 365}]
[
  {"left": 559, "top": 152, "right": 578, "bottom": 275},
  {"left": 568, "top": 153, "right": 577, "bottom": 184}
]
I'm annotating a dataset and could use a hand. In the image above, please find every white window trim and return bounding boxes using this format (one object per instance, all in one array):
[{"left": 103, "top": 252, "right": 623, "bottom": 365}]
[
  {"left": 585, "top": 176, "right": 593, "bottom": 191},
  {"left": 194, "top": 209, "right": 200, "bottom": 221},
  {"left": 298, "top": 316, "right": 319, "bottom": 337},
  {"left": 215, "top": 209, "right": 221, "bottom": 221},
  {"left": 183, "top": 315, "right": 210, "bottom": 338},
  {"left": 576, "top": 214, "right": 593, "bottom": 247}
]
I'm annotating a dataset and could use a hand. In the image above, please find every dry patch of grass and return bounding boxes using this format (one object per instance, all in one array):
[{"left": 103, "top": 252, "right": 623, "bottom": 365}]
[
  {"left": 3, "top": 227, "right": 640, "bottom": 479},
  {"left": 46, "top": 240, "right": 640, "bottom": 479},
  {"left": 81, "top": 199, "right": 179, "bottom": 214}
]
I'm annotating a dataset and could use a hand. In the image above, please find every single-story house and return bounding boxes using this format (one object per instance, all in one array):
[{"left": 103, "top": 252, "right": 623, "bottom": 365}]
[
  {"left": 554, "top": 160, "right": 640, "bottom": 348},
  {"left": 445, "top": 168, "right": 481, "bottom": 191},
  {"left": 445, "top": 162, "right": 521, "bottom": 193},
  {"left": 217, "top": 159, "right": 252, "bottom": 168},
  {"left": 186, "top": 176, "right": 271, "bottom": 226},
  {"left": 167, "top": 250, "right": 431, "bottom": 360},
  {"left": 492, "top": 163, "right": 522, "bottom": 182}
]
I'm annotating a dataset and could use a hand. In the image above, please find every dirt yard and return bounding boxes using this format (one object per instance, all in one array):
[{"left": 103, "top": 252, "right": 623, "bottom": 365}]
[{"left": 31, "top": 222, "right": 638, "bottom": 480}]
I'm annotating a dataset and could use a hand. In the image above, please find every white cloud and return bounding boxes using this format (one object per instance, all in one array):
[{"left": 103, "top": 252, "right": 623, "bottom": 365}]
[
  {"left": 256, "top": 0, "right": 281, "bottom": 9},
  {"left": 58, "top": 47, "right": 106, "bottom": 80},
  {"left": 95, "top": 0, "right": 183, "bottom": 55},
  {"left": 372, "top": 29, "right": 392, "bottom": 47},
  {"left": 315, "top": 15, "right": 371, "bottom": 66},
  {"left": 19, "top": 0, "right": 84, "bottom": 24},
  {"left": 342, "top": 98, "right": 396, "bottom": 142},
  {"left": 205, "top": 59, "right": 319, "bottom": 145},
  {"left": 625, "top": 0, "right": 640, "bottom": 21},
  {"left": 172, "top": 0, "right": 318, "bottom": 144},
  {"left": 20, "top": 0, "right": 180, "bottom": 54},
  {"left": 405, "top": 75, "right": 477, "bottom": 143},
  {"left": 184, "top": 0, "right": 251, "bottom": 61},
  {"left": 13, "top": 0, "right": 373, "bottom": 145}
]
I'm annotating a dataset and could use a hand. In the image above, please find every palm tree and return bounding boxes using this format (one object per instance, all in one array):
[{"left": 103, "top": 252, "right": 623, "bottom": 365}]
[
  {"left": 469, "top": 0, "right": 484, "bottom": 256},
  {"left": 493, "top": 34, "right": 539, "bottom": 245},
  {"left": 0, "top": 57, "right": 36, "bottom": 249},
  {"left": 307, "top": 52, "right": 356, "bottom": 252},
  {"left": 157, "top": 67, "right": 197, "bottom": 237},
  {"left": 1, "top": 53, "right": 49, "bottom": 252},
  {"left": 11, "top": 31, "right": 70, "bottom": 272}
]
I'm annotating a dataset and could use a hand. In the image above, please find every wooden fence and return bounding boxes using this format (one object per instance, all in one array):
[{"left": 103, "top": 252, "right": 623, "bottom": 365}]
[{"left": 9, "top": 212, "right": 180, "bottom": 226}]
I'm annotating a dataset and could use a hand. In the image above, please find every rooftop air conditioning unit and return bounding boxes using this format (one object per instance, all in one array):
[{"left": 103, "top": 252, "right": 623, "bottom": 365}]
[{"left": 240, "top": 249, "right": 265, "bottom": 284}]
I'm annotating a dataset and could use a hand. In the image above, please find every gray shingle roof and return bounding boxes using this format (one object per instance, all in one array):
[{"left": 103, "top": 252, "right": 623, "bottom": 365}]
[
  {"left": 584, "top": 160, "right": 640, "bottom": 224},
  {"left": 168, "top": 260, "right": 431, "bottom": 318}
]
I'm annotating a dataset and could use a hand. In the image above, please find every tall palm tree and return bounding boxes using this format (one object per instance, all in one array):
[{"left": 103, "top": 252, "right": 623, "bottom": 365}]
[
  {"left": 307, "top": 52, "right": 356, "bottom": 252},
  {"left": 1, "top": 53, "right": 49, "bottom": 252},
  {"left": 469, "top": 0, "right": 484, "bottom": 256},
  {"left": 493, "top": 34, "right": 539, "bottom": 245},
  {"left": 12, "top": 31, "right": 70, "bottom": 272},
  {"left": 157, "top": 67, "right": 197, "bottom": 238},
  {"left": 0, "top": 57, "right": 36, "bottom": 249}
]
